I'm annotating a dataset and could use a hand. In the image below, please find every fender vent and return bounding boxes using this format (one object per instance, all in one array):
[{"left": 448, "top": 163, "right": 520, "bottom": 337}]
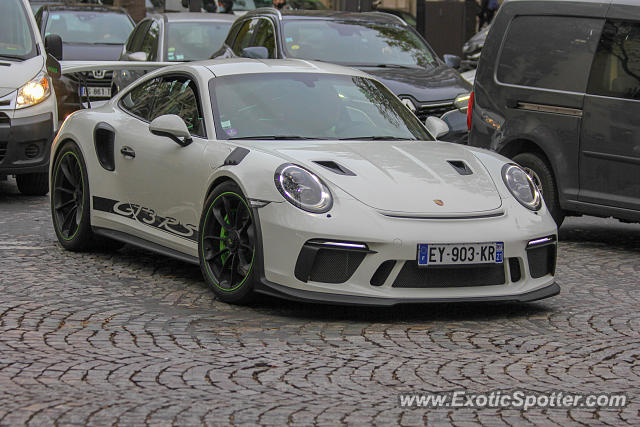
[
  {"left": 313, "top": 160, "right": 356, "bottom": 176},
  {"left": 94, "top": 122, "right": 116, "bottom": 171},
  {"left": 448, "top": 160, "right": 473, "bottom": 175}
]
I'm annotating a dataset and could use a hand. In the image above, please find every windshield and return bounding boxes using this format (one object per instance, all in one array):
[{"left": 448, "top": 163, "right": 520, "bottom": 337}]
[
  {"left": 166, "top": 21, "right": 233, "bottom": 61},
  {"left": 0, "top": 0, "right": 37, "bottom": 60},
  {"left": 282, "top": 20, "right": 436, "bottom": 68},
  {"left": 209, "top": 73, "right": 432, "bottom": 141},
  {"left": 45, "top": 11, "right": 134, "bottom": 45}
]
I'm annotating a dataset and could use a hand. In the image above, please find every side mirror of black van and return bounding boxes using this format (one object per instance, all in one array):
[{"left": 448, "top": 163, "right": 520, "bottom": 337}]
[
  {"left": 443, "top": 54, "right": 462, "bottom": 69},
  {"left": 45, "top": 34, "right": 63, "bottom": 60}
]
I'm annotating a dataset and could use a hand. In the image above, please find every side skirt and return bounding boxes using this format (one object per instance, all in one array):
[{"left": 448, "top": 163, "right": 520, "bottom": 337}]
[{"left": 93, "top": 226, "right": 200, "bottom": 266}]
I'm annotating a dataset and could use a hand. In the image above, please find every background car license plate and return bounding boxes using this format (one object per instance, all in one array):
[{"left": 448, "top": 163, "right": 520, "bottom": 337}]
[
  {"left": 418, "top": 242, "right": 503, "bottom": 266},
  {"left": 80, "top": 87, "right": 111, "bottom": 98}
]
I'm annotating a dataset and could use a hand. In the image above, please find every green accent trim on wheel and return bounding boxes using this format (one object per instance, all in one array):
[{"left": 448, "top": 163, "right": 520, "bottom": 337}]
[
  {"left": 52, "top": 151, "right": 85, "bottom": 241},
  {"left": 201, "top": 191, "right": 255, "bottom": 292}
]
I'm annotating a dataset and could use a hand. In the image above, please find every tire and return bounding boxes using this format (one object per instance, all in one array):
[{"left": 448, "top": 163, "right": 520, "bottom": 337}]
[
  {"left": 198, "top": 181, "right": 257, "bottom": 304},
  {"left": 16, "top": 173, "right": 49, "bottom": 196},
  {"left": 513, "top": 152, "right": 565, "bottom": 226},
  {"left": 50, "top": 141, "right": 95, "bottom": 251}
]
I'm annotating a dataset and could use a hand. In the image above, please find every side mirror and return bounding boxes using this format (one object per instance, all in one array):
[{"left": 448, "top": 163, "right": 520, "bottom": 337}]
[
  {"left": 128, "top": 51, "right": 148, "bottom": 62},
  {"left": 241, "top": 46, "right": 269, "bottom": 59},
  {"left": 149, "top": 115, "right": 192, "bottom": 147},
  {"left": 443, "top": 54, "right": 461, "bottom": 69},
  {"left": 425, "top": 116, "right": 450, "bottom": 139},
  {"left": 45, "top": 34, "right": 63, "bottom": 60}
]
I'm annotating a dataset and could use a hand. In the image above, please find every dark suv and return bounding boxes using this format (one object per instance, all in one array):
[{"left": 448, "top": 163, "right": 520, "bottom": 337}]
[
  {"left": 212, "top": 9, "right": 471, "bottom": 143},
  {"left": 469, "top": 0, "right": 640, "bottom": 226}
]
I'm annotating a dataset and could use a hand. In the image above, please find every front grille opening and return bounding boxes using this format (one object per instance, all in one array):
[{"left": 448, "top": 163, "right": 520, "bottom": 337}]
[
  {"left": 0, "top": 112, "right": 9, "bottom": 125},
  {"left": 393, "top": 262, "right": 505, "bottom": 288},
  {"left": 370, "top": 260, "right": 396, "bottom": 287},
  {"left": 416, "top": 103, "right": 454, "bottom": 121},
  {"left": 295, "top": 243, "right": 367, "bottom": 284},
  {"left": 508, "top": 257, "right": 522, "bottom": 283},
  {"left": 527, "top": 244, "right": 557, "bottom": 279},
  {"left": 308, "top": 249, "right": 365, "bottom": 284}
]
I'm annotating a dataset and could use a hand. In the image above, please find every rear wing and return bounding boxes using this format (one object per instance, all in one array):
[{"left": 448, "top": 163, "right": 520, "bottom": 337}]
[{"left": 46, "top": 55, "right": 181, "bottom": 108}]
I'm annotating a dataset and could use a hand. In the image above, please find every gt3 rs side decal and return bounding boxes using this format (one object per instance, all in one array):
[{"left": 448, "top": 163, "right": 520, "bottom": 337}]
[{"left": 92, "top": 196, "right": 198, "bottom": 242}]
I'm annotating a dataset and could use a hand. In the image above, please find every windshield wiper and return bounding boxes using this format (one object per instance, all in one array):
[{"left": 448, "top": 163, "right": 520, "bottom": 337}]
[
  {"left": 229, "top": 135, "right": 330, "bottom": 140},
  {"left": 338, "top": 136, "right": 416, "bottom": 141},
  {"left": 0, "top": 54, "right": 25, "bottom": 62}
]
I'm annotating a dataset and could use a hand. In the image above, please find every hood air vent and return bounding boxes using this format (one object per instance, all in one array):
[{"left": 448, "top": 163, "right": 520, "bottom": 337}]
[
  {"left": 447, "top": 160, "right": 473, "bottom": 176},
  {"left": 313, "top": 160, "right": 356, "bottom": 176}
]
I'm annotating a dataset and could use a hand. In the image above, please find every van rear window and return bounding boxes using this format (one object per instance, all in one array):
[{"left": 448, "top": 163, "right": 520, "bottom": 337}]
[{"left": 497, "top": 16, "right": 603, "bottom": 93}]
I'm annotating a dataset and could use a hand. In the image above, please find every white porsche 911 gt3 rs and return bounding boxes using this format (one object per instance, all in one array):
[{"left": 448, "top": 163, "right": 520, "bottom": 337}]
[{"left": 50, "top": 58, "right": 559, "bottom": 305}]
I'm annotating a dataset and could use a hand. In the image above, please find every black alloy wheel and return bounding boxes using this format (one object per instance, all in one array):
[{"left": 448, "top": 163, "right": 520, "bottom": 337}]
[{"left": 199, "top": 181, "right": 257, "bottom": 304}]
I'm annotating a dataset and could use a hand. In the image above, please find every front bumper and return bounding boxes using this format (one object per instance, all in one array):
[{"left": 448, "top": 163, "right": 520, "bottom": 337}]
[
  {"left": 0, "top": 111, "right": 54, "bottom": 175},
  {"left": 252, "top": 194, "right": 558, "bottom": 306}
]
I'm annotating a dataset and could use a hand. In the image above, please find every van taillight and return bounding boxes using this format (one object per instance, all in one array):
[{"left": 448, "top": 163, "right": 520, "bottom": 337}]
[{"left": 467, "top": 91, "right": 474, "bottom": 130}]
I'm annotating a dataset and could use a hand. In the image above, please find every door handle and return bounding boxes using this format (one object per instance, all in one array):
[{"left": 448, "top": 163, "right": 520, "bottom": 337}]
[{"left": 120, "top": 146, "right": 136, "bottom": 158}]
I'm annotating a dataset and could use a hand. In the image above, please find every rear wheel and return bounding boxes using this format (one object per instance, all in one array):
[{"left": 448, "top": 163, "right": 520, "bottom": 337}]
[
  {"left": 16, "top": 173, "right": 49, "bottom": 196},
  {"left": 198, "top": 182, "right": 257, "bottom": 304},
  {"left": 513, "top": 152, "right": 565, "bottom": 226}
]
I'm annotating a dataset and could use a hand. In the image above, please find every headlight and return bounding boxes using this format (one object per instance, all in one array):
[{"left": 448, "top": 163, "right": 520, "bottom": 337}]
[
  {"left": 274, "top": 164, "right": 333, "bottom": 213},
  {"left": 502, "top": 164, "right": 542, "bottom": 211},
  {"left": 16, "top": 73, "right": 51, "bottom": 109}
]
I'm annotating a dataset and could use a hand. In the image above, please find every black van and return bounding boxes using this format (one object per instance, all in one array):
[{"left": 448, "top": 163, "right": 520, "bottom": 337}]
[{"left": 468, "top": 0, "right": 640, "bottom": 226}]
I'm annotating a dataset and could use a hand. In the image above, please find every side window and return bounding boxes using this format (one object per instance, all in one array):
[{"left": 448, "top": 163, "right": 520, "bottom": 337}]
[
  {"left": 120, "top": 77, "right": 161, "bottom": 121},
  {"left": 587, "top": 20, "right": 640, "bottom": 100},
  {"left": 151, "top": 76, "right": 206, "bottom": 138},
  {"left": 127, "top": 20, "right": 151, "bottom": 53},
  {"left": 232, "top": 19, "right": 260, "bottom": 56},
  {"left": 140, "top": 20, "right": 160, "bottom": 61},
  {"left": 253, "top": 19, "right": 276, "bottom": 58},
  {"left": 497, "top": 16, "right": 604, "bottom": 92}
]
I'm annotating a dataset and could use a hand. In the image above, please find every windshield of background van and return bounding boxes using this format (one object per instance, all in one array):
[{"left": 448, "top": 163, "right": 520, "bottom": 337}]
[
  {"left": 0, "top": 0, "right": 36, "bottom": 59},
  {"left": 45, "top": 11, "right": 134, "bottom": 45},
  {"left": 282, "top": 20, "right": 436, "bottom": 68},
  {"left": 209, "top": 73, "right": 432, "bottom": 140},
  {"left": 166, "top": 22, "right": 233, "bottom": 61}
]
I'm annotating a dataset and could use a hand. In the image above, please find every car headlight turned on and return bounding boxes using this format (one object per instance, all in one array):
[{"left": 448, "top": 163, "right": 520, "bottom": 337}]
[
  {"left": 502, "top": 163, "right": 542, "bottom": 211},
  {"left": 275, "top": 163, "right": 333, "bottom": 213},
  {"left": 16, "top": 73, "right": 51, "bottom": 109}
]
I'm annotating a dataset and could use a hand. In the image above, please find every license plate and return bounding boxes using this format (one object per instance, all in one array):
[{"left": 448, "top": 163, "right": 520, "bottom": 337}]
[
  {"left": 418, "top": 242, "right": 504, "bottom": 266},
  {"left": 80, "top": 86, "right": 111, "bottom": 98}
]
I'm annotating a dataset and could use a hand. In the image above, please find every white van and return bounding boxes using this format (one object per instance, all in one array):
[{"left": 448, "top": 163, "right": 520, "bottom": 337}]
[{"left": 0, "top": 0, "right": 58, "bottom": 195}]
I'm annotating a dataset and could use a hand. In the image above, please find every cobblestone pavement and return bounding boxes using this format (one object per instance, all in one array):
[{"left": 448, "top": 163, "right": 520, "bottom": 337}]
[{"left": 1, "top": 177, "right": 639, "bottom": 426}]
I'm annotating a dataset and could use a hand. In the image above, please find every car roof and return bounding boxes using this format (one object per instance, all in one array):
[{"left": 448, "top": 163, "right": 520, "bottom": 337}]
[
  {"left": 200, "top": 58, "right": 371, "bottom": 78},
  {"left": 244, "top": 8, "right": 407, "bottom": 25},
  {"left": 150, "top": 12, "right": 237, "bottom": 23},
  {"left": 39, "top": 3, "right": 127, "bottom": 13}
]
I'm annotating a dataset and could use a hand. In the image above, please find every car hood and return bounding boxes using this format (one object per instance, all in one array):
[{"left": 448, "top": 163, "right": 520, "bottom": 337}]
[
  {"left": 0, "top": 56, "right": 44, "bottom": 97},
  {"left": 251, "top": 140, "right": 502, "bottom": 215},
  {"left": 62, "top": 43, "right": 124, "bottom": 61},
  {"left": 358, "top": 64, "right": 472, "bottom": 103}
]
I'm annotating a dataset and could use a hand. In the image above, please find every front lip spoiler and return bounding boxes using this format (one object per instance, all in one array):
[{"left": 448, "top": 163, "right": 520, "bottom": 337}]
[{"left": 253, "top": 280, "right": 560, "bottom": 307}]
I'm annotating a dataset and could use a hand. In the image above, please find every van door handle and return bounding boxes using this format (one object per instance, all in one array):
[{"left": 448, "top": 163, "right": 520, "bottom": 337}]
[{"left": 120, "top": 146, "right": 136, "bottom": 158}]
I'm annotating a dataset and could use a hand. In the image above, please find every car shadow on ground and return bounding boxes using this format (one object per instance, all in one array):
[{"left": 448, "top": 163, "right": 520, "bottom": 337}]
[{"left": 559, "top": 216, "right": 640, "bottom": 252}]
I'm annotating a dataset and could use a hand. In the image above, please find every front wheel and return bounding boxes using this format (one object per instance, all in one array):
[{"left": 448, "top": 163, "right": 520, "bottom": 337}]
[
  {"left": 513, "top": 152, "right": 565, "bottom": 227},
  {"left": 198, "top": 182, "right": 257, "bottom": 304},
  {"left": 50, "top": 142, "right": 95, "bottom": 251}
]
